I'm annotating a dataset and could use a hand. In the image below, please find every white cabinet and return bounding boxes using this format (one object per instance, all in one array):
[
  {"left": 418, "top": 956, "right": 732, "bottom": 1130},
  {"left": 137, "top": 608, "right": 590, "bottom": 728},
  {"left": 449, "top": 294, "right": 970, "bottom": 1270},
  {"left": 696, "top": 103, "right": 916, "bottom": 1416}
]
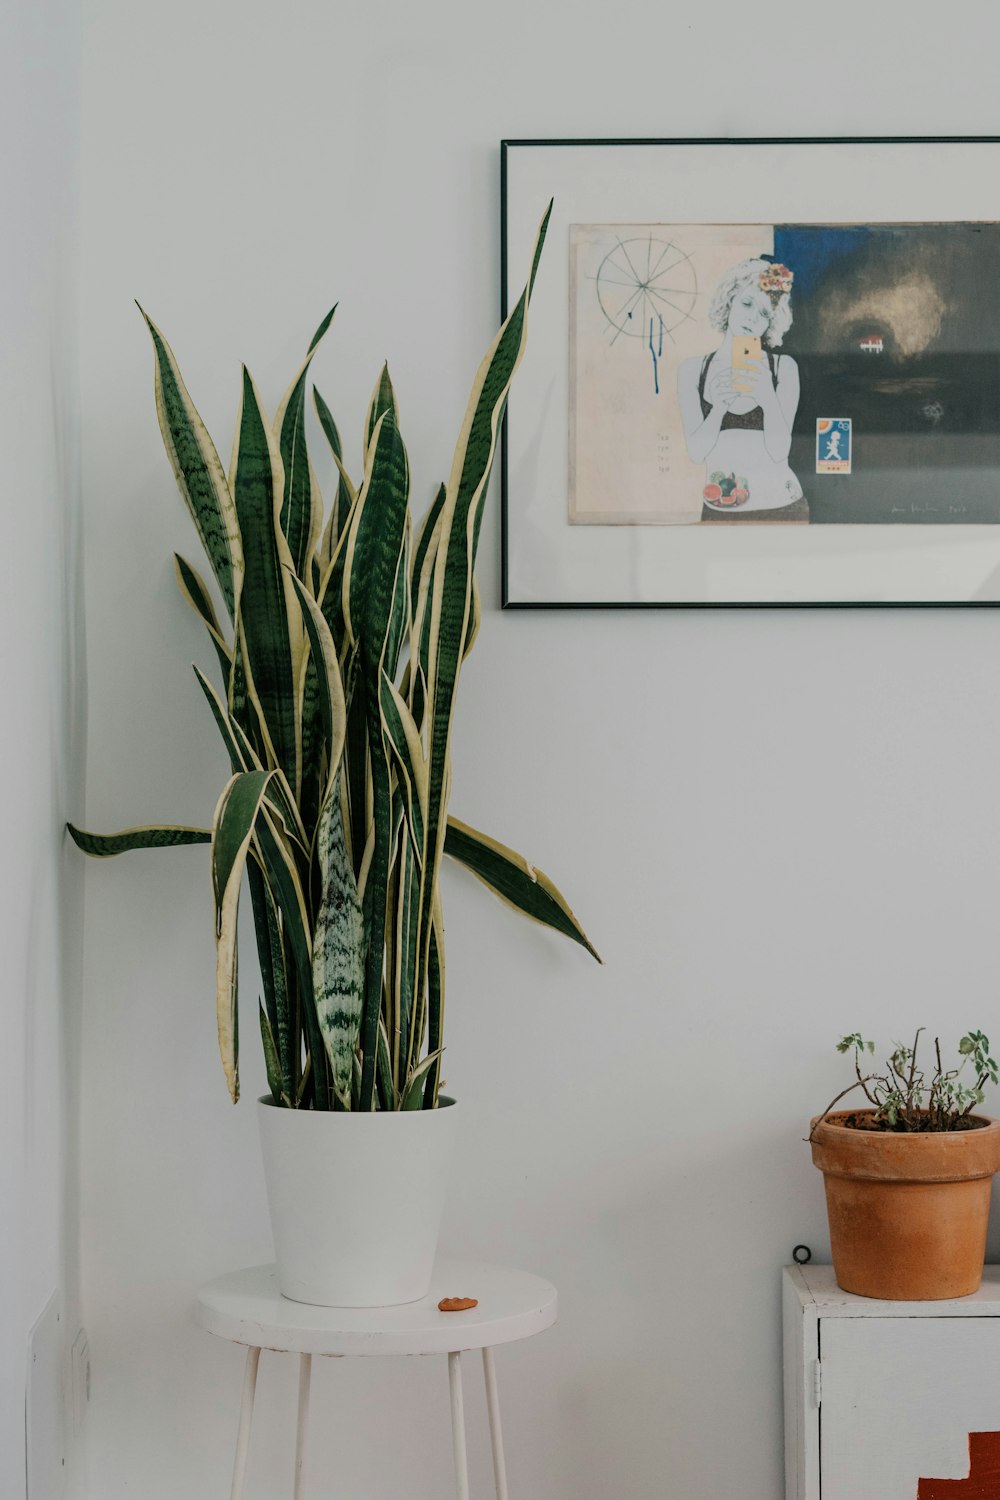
[{"left": 784, "top": 1264, "right": 1000, "bottom": 1500}]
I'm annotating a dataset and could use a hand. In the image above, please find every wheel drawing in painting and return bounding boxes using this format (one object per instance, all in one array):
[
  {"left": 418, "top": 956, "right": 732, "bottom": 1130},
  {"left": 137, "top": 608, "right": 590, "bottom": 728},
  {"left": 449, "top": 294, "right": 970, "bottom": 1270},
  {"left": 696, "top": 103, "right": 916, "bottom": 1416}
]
[{"left": 593, "top": 234, "right": 698, "bottom": 396}]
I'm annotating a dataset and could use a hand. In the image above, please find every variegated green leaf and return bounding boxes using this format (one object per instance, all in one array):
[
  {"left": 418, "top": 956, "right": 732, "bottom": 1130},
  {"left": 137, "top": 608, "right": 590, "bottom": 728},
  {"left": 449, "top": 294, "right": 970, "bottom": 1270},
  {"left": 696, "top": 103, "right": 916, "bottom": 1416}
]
[
  {"left": 274, "top": 308, "right": 336, "bottom": 581},
  {"left": 139, "top": 307, "right": 244, "bottom": 620},
  {"left": 414, "top": 204, "right": 551, "bottom": 1041},
  {"left": 313, "top": 386, "right": 356, "bottom": 553},
  {"left": 422, "top": 901, "right": 446, "bottom": 1106},
  {"left": 308, "top": 305, "right": 337, "bottom": 355},
  {"left": 193, "top": 666, "right": 308, "bottom": 853},
  {"left": 444, "top": 815, "right": 601, "bottom": 961},
  {"left": 252, "top": 806, "right": 329, "bottom": 1107},
  {"left": 391, "top": 830, "right": 420, "bottom": 1089},
  {"left": 194, "top": 665, "right": 253, "bottom": 774},
  {"left": 174, "top": 554, "right": 231, "bottom": 664},
  {"left": 232, "top": 368, "right": 303, "bottom": 787},
  {"left": 312, "top": 779, "right": 365, "bottom": 1107},
  {"left": 211, "top": 770, "right": 275, "bottom": 1102},
  {"left": 380, "top": 669, "right": 426, "bottom": 858},
  {"left": 401, "top": 1048, "right": 444, "bottom": 1110},
  {"left": 259, "top": 1002, "right": 284, "bottom": 1104},
  {"left": 339, "top": 401, "right": 411, "bottom": 1106},
  {"left": 376, "top": 1017, "right": 396, "bottom": 1110},
  {"left": 67, "top": 824, "right": 210, "bottom": 856},
  {"left": 289, "top": 573, "right": 347, "bottom": 796},
  {"left": 411, "top": 484, "right": 446, "bottom": 601},
  {"left": 251, "top": 858, "right": 294, "bottom": 1098},
  {"left": 364, "top": 363, "right": 399, "bottom": 454}
]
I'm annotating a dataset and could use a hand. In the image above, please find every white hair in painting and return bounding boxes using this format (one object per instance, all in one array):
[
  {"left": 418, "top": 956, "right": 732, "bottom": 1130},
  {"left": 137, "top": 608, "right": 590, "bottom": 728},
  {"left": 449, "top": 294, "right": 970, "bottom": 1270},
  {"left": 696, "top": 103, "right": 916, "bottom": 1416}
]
[{"left": 708, "top": 257, "right": 793, "bottom": 348}]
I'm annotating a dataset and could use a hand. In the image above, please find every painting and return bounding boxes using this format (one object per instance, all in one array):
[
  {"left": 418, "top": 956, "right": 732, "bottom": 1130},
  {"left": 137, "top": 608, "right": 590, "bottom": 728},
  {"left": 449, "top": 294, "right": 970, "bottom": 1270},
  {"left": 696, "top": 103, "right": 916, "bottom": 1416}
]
[
  {"left": 570, "top": 220, "right": 1000, "bottom": 529},
  {"left": 502, "top": 139, "right": 1000, "bottom": 605}
]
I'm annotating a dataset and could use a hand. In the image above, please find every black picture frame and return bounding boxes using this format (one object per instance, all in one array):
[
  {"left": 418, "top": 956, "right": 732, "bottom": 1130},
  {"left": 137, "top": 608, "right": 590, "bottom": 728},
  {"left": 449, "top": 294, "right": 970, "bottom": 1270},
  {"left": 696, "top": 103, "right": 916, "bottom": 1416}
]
[{"left": 500, "top": 136, "right": 1000, "bottom": 609}]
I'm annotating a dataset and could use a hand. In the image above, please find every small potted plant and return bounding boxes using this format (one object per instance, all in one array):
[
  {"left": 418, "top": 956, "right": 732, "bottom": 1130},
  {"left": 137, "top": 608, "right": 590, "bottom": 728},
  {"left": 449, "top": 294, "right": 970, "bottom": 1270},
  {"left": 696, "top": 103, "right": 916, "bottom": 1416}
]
[
  {"left": 809, "top": 1030, "right": 1000, "bottom": 1300},
  {"left": 69, "top": 205, "right": 600, "bottom": 1307}
]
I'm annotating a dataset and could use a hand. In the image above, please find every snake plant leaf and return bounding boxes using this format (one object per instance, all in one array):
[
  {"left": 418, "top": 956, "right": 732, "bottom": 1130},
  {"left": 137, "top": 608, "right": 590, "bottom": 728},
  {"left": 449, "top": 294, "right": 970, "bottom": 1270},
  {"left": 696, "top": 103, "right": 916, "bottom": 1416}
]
[
  {"left": 391, "top": 833, "right": 421, "bottom": 1087},
  {"left": 259, "top": 1002, "right": 284, "bottom": 1104},
  {"left": 464, "top": 579, "right": 482, "bottom": 660},
  {"left": 316, "top": 520, "right": 360, "bottom": 671},
  {"left": 289, "top": 573, "right": 347, "bottom": 797},
  {"left": 414, "top": 203, "right": 551, "bottom": 1043},
  {"left": 364, "top": 363, "right": 399, "bottom": 454},
  {"left": 195, "top": 666, "right": 309, "bottom": 855},
  {"left": 211, "top": 770, "right": 276, "bottom": 1102},
  {"left": 248, "top": 855, "right": 277, "bottom": 1055},
  {"left": 376, "top": 1017, "right": 397, "bottom": 1110},
  {"left": 341, "top": 665, "right": 369, "bottom": 881},
  {"left": 444, "top": 815, "right": 601, "bottom": 961},
  {"left": 252, "top": 808, "right": 330, "bottom": 1107},
  {"left": 177, "top": 564, "right": 235, "bottom": 690},
  {"left": 296, "top": 650, "right": 323, "bottom": 842},
  {"left": 232, "top": 367, "right": 303, "bottom": 788},
  {"left": 291, "top": 564, "right": 350, "bottom": 831},
  {"left": 67, "top": 823, "right": 210, "bottom": 856},
  {"left": 313, "top": 386, "right": 357, "bottom": 543},
  {"left": 379, "top": 669, "right": 427, "bottom": 858},
  {"left": 174, "top": 555, "right": 231, "bottom": 670},
  {"left": 341, "top": 407, "right": 410, "bottom": 655},
  {"left": 250, "top": 857, "right": 293, "bottom": 1098},
  {"left": 339, "top": 403, "right": 411, "bottom": 1106},
  {"left": 193, "top": 666, "right": 252, "bottom": 775},
  {"left": 403, "top": 486, "right": 445, "bottom": 715},
  {"left": 384, "top": 514, "right": 411, "bottom": 687},
  {"left": 274, "top": 308, "right": 336, "bottom": 582},
  {"left": 308, "top": 305, "right": 337, "bottom": 355},
  {"left": 401, "top": 1048, "right": 444, "bottom": 1110},
  {"left": 411, "top": 484, "right": 446, "bottom": 600},
  {"left": 138, "top": 306, "right": 243, "bottom": 621},
  {"left": 312, "top": 780, "right": 365, "bottom": 1107},
  {"left": 421, "top": 900, "right": 446, "bottom": 1106}
]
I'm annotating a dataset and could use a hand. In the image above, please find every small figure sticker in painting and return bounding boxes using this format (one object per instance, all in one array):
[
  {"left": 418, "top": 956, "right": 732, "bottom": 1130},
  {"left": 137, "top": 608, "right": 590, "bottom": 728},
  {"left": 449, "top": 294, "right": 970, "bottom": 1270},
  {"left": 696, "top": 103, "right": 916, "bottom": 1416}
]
[{"left": 816, "top": 418, "right": 852, "bottom": 474}]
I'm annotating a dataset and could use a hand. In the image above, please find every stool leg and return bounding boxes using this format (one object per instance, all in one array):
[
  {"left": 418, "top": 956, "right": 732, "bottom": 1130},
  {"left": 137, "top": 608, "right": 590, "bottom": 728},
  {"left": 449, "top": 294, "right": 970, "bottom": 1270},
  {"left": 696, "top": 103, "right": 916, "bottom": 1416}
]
[
  {"left": 448, "top": 1351, "right": 471, "bottom": 1500},
  {"left": 230, "top": 1346, "right": 260, "bottom": 1500},
  {"left": 482, "top": 1347, "right": 510, "bottom": 1500},
  {"left": 293, "top": 1353, "right": 312, "bottom": 1500}
]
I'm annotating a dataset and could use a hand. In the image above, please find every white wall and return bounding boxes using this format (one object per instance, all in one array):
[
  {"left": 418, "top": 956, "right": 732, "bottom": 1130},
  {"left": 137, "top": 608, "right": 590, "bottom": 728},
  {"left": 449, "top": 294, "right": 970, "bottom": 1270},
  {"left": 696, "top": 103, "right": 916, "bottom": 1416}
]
[
  {"left": 0, "top": 0, "right": 84, "bottom": 1493},
  {"left": 77, "top": 2, "right": 1000, "bottom": 1497}
]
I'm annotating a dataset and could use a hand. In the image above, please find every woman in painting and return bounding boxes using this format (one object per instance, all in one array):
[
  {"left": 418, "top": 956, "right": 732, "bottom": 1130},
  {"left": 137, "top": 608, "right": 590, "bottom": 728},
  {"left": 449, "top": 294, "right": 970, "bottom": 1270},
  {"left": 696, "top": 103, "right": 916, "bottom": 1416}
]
[{"left": 677, "top": 258, "right": 807, "bottom": 521}]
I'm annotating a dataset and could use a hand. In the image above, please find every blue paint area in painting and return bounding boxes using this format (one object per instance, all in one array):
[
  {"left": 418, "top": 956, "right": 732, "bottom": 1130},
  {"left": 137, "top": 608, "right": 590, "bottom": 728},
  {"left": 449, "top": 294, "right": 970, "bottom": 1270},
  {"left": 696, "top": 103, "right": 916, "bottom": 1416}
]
[
  {"left": 773, "top": 224, "right": 879, "bottom": 298},
  {"left": 649, "top": 318, "right": 660, "bottom": 394}
]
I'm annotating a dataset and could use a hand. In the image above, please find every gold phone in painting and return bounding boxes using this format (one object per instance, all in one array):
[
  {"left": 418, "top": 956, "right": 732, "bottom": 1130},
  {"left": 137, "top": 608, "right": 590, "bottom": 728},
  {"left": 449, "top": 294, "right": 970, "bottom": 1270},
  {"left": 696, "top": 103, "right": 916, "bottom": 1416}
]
[{"left": 731, "top": 335, "right": 761, "bottom": 393}]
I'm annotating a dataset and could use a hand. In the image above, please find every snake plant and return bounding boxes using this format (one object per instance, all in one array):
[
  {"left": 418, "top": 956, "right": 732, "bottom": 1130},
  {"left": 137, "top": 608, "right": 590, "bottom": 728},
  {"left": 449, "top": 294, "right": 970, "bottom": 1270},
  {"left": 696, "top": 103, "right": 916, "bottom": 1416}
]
[{"left": 70, "top": 205, "right": 599, "bottom": 1111}]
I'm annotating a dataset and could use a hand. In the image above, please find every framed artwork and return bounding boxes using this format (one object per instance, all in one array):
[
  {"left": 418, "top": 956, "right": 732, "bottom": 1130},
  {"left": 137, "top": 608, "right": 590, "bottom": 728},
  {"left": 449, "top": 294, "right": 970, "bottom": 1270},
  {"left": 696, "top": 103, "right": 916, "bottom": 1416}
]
[{"left": 500, "top": 137, "right": 1000, "bottom": 607}]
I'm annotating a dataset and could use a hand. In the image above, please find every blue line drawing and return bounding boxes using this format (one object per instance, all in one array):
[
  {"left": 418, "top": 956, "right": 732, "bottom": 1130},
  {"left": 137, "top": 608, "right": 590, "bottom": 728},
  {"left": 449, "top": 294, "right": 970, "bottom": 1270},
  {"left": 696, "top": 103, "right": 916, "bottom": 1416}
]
[{"left": 648, "top": 318, "right": 660, "bottom": 394}]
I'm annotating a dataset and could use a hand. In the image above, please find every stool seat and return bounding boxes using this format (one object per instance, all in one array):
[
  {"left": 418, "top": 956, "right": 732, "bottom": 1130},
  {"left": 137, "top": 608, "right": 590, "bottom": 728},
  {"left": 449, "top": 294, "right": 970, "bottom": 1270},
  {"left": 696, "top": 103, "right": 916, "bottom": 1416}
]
[
  {"left": 196, "top": 1259, "right": 558, "bottom": 1500},
  {"left": 196, "top": 1258, "right": 557, "bottom": 1356}
]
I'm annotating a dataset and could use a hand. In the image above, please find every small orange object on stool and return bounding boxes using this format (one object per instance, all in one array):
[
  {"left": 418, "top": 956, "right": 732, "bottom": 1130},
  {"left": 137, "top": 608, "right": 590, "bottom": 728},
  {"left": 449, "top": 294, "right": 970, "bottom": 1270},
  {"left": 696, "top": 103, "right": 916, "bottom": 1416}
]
[{"left": 438, "top": 1296, "right": 478, "bottom": 1312}]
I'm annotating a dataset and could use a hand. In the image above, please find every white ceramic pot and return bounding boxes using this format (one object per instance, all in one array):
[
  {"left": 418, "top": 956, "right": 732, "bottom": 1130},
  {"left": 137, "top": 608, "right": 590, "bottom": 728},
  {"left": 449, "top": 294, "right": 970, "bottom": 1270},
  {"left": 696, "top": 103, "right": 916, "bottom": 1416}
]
[{"left": 257, "top": 1095, "right": 458, "bottom": 1307}]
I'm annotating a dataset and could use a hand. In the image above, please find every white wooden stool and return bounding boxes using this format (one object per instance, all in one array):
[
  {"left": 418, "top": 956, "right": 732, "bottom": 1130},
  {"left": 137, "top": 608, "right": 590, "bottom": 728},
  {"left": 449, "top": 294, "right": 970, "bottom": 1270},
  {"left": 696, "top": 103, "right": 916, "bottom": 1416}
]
[{"left": 196, "top": 1259, "right": 557, "bottom": 1500}]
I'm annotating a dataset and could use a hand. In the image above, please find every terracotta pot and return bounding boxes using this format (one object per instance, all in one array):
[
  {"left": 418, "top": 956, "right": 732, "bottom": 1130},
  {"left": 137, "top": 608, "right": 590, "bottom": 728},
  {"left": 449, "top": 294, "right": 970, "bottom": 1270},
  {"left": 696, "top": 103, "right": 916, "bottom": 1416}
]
[{"left": 810, "top": 1110, "right": 1000, "bottom": 1300}]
